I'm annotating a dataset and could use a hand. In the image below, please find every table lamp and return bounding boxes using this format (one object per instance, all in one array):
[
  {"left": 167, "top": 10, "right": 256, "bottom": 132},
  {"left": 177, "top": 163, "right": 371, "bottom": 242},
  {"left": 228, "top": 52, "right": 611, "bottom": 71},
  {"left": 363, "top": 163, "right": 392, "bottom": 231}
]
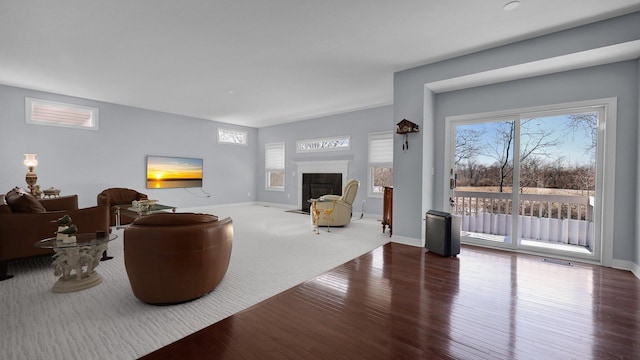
[{"left": 24, "top": 153, "right": 41, "bottom": 197}]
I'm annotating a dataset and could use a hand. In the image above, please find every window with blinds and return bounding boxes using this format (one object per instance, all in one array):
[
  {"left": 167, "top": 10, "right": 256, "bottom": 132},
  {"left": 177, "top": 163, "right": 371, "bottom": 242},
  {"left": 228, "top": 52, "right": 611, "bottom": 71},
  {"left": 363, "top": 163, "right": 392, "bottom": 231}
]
[
  {"left": 265, "top": 142, "right": 285, "bottom": 191},
  {"left": 25, "top": 98, "right": 99, "bottom": 130},
  {"left": 368, "top": 132, "right": 393, "bottom": 196}
]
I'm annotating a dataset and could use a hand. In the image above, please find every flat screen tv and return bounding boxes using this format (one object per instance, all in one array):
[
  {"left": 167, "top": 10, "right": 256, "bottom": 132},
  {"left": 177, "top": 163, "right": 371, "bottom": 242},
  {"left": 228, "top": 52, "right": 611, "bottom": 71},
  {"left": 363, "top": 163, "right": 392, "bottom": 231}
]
[{"left": 146, "top": 155, "right": 203, "bottom": 189}]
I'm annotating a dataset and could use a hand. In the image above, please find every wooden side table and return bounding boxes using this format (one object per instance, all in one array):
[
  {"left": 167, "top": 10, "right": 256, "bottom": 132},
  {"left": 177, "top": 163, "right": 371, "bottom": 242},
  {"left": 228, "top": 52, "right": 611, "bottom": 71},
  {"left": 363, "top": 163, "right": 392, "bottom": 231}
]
[{"left": 382, "top": 186, "right": 393, "bottom": 237}]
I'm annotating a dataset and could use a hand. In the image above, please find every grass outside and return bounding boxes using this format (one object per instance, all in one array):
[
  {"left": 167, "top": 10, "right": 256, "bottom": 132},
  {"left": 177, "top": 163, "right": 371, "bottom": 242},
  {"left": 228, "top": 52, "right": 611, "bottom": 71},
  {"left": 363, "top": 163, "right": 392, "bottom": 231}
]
[{"left": 456, "top": 186, "right": 593, "bottom": 197}]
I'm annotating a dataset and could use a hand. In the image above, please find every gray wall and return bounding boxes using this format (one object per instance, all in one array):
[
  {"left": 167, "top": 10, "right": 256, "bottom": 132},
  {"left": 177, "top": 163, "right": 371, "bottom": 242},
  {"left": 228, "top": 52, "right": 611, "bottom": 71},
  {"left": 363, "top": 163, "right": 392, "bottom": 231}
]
[
  {"left": 637, "top": 59, "right": 640, "bottom": 267},
  {"left": 394, "top": 12, "right": 640, "bottom": 265},
  {"left": 257, "top": 105, "right": 393, "bottom": 216},
  {"left": 0, "top": 83, "right": 393, "bottom": 217},
  {"left": 435, "top": 62, "right": 638, "bottom": 261},
  {"left": 0, "top": 85, "right": 258, "bottom": 209}
]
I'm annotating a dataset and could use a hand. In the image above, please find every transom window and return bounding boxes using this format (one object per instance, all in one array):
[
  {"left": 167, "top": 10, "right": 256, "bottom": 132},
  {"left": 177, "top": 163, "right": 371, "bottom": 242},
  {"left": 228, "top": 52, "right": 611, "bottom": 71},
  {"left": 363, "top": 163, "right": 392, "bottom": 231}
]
[
  {"left": 218, "top": 128, "right": 247, "bottom": 145},
  {"left": 25, "top": 97, "right": 99, "bottom": 130},
  {"left": 296, "top": 135, "right": 350, "bottom": 153}
]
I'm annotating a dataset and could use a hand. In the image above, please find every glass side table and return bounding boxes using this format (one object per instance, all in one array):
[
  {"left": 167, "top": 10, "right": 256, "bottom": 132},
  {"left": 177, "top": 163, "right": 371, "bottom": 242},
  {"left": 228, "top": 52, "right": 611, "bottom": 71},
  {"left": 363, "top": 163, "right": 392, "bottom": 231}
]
[
  {"left": 308, "top": 198, "right": 337, "bottom": 234},
  {"left": 35, "top": 233, "right": 117, "bottom": 293}
]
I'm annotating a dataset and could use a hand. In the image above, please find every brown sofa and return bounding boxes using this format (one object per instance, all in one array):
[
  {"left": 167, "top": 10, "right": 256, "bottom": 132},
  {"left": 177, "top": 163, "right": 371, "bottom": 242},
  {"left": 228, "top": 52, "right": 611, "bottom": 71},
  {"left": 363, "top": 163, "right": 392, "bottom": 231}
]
[
  {"left": 124, "top": 213, "right": 233, "bottom": 305},
  {"left": 97, "top": 188, "right": 148, "bottom": 226},
  {"left": 0, "top": 188, "right": 110, "bottom": 280}
]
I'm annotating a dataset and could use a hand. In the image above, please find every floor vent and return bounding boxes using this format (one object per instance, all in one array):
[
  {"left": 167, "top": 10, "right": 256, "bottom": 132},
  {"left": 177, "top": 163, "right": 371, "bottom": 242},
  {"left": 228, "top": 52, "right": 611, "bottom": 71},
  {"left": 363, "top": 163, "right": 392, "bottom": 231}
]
[{"left": 542, "top": 258, "right": 573, "bottom": 266}]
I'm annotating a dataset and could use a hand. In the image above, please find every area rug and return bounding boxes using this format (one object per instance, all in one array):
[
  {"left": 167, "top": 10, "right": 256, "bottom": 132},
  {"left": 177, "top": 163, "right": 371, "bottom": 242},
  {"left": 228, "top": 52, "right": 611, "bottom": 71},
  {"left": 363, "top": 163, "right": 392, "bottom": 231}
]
[{"left": 0, "top": 203, "right": 389, "bottom": 360}]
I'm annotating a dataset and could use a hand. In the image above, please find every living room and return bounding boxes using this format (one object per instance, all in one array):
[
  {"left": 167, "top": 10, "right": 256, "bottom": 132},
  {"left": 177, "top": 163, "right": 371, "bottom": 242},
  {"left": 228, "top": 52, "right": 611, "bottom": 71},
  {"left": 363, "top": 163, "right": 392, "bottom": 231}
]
[
  {"left": 1, "top": 6, "right": 639, "bottom": 269},
  {"left": 1, "top": 2, "right": 640, "bottom": 359}
]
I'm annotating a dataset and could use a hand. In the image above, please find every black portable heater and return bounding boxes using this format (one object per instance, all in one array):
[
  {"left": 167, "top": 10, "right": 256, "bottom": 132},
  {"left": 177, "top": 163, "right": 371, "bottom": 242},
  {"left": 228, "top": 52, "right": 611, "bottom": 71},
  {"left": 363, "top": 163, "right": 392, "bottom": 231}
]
[{"left": 425, "top": 210, "right": 461, "bottom": 257}]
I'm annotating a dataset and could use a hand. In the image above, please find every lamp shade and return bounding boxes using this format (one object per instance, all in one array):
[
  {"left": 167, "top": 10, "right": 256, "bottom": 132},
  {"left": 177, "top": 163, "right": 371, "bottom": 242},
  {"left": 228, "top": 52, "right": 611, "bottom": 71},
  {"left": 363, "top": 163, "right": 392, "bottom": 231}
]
[{"left": 24, "top": 154, "right": 38, "bottom": 168}]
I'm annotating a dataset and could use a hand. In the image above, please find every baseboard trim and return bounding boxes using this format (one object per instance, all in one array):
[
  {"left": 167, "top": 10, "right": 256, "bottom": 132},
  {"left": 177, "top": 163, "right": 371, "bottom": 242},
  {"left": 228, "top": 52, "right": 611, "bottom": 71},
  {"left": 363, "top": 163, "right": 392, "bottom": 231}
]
[
  {"left": 391, "top": 235, "right": 423, "bottom": 247},
  {"left": 180, "top": 201, "right": 259, "bottom": 212},
  {"left": 611, "top": 259, "right": 640, "bottom": 280}
]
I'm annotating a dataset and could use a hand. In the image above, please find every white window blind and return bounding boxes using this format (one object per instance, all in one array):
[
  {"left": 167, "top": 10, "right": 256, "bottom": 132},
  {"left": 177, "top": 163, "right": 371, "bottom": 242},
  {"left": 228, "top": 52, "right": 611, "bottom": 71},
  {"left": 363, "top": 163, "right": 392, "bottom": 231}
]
[
  {"left": 369, "top": 132, "right": 393, "bottom": 164},
  {"left": 26, "top": 98, "right": 98, "bottom": 130},
  {"left": 265, "top": 143, "right": 285, "bottom": 170}
]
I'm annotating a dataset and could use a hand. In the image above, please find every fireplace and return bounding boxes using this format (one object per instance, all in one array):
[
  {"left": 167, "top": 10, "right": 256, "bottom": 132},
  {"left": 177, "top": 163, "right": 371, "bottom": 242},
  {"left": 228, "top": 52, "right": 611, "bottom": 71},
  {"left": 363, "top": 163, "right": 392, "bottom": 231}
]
[
  {"left": 294, "top": 160, "right": 349, "bottom": 212},
  {"left": 301, "top": 173, "right": 342, "bottom": 213}
]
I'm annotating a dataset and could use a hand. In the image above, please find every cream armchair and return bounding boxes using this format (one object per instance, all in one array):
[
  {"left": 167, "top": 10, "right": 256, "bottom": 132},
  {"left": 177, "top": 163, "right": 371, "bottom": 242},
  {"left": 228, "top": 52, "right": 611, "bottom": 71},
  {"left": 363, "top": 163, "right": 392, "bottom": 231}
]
[{"left": 312, "top": 179, "right": 359, "bottom": 227}]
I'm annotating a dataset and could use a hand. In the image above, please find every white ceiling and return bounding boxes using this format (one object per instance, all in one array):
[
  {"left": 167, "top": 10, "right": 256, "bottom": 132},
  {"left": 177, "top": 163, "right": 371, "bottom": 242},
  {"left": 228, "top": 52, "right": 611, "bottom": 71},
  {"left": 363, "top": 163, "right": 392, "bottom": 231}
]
[{"left": 1, "top": 1, "right": 640, "bottom": 128}]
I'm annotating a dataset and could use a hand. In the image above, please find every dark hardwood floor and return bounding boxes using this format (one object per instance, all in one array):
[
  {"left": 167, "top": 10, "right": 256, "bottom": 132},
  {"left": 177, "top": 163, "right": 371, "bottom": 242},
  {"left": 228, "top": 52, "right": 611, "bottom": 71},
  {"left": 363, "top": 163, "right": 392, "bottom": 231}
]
[{"left": 141, "top": 243, "right": 640, "bottom": 359}]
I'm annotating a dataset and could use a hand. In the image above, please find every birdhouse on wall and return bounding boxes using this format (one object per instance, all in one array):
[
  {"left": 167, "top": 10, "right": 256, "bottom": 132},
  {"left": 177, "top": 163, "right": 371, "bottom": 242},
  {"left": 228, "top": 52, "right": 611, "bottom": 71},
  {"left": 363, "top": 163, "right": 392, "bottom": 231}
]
[{"left": 396, "top": 119, "right": 419, "bottom": 151}]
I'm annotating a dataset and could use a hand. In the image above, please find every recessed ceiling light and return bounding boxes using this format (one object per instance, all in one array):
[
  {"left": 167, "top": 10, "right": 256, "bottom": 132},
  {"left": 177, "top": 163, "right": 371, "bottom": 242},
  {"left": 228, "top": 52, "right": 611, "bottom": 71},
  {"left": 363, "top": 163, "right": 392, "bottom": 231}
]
[
  {"left": 503, "top": 1, "right": 520, "bottom": 11},
  {"left": 226, "top": 90, "right": 236, "bottom": 95}
]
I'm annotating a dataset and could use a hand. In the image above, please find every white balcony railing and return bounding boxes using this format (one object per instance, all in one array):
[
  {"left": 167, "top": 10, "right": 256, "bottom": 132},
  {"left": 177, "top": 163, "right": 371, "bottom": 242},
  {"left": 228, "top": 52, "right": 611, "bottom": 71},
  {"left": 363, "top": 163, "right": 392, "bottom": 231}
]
[{"left": 453, "top": 191, "right": 595, "bottom": 250}]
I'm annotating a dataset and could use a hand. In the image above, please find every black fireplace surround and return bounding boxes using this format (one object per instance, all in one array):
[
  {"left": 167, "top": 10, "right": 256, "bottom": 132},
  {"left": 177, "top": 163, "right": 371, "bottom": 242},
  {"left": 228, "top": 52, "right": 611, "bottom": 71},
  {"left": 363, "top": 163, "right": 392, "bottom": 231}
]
[{"left": 301, "top": 173, "right": 342, "bottom": 213}]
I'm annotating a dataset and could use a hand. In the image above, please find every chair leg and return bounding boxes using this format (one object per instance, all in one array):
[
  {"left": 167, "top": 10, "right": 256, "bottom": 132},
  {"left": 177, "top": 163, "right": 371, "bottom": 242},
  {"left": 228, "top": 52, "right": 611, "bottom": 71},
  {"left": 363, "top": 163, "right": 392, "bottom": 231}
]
[
  {"left": 101, "top": 250, "right": 113, "bottom": 261},
  {"left": 0, "top": 260, "right": 14, "bottom": 281}
]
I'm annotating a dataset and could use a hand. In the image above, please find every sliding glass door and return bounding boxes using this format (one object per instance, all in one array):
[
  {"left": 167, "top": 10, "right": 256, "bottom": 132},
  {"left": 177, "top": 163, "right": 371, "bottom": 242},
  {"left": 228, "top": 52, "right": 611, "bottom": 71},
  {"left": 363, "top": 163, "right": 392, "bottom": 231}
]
[{"left": 448, "top": 103, "right": 604, "bottom": 261}]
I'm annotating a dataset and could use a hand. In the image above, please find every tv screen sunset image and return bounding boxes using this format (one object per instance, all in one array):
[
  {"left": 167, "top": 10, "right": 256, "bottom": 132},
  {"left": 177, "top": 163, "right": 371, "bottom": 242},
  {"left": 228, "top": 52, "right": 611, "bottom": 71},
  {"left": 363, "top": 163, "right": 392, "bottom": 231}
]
[{"left": 146, "top": 156, "right": 203, "bottom": 189}]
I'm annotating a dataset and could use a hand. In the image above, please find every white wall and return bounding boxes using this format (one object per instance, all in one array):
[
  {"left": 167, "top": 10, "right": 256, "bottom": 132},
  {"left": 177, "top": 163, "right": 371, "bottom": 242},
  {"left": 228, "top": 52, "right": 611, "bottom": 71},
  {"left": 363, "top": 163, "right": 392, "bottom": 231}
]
[
  {"left": 393, "top": 11, "right": 640, "bottom": 264},
  {"left": 257, "top": 106, "right": 393, "bottom": 216},
  {"left": 0, "top": 85, "right": 258, "bottom": 209}
]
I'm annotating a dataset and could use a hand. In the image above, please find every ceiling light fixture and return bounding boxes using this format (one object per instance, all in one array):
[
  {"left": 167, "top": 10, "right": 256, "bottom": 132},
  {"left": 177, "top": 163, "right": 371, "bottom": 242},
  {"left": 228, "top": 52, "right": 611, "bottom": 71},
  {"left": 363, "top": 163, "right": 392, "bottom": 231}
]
[{"left": 503, "top": 1, "right": 520, "bottom": 11}]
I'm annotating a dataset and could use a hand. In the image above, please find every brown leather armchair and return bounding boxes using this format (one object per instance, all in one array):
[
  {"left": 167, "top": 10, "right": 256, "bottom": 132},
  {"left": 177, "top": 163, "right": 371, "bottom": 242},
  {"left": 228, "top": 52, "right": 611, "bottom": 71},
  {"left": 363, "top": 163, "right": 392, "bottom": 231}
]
[
  {"left": 0, "top": 191, "right": 110, "bottom": 280},
  {"left": 124, "top": 213, "right": 233, "bottom": 305},
  {"left": 97, "top": 188, "right": 148, "bottom": 226}
]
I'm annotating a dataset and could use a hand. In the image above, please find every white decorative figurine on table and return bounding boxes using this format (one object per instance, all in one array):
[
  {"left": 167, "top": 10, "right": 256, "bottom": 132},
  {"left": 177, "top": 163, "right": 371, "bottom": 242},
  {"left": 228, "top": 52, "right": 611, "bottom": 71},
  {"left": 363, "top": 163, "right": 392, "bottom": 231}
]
[{"left": 34, "top": 215, "right": 116, "bottom": 293}]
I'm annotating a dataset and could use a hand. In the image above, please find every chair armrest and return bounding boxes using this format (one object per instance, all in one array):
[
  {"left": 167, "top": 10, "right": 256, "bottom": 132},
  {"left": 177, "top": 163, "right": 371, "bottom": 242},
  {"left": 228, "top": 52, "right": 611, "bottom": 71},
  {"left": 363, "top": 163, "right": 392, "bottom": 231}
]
[
  {"left": 39, "top": 195, "right": 79, "bottom": 211},
  {"left": 320, "top": 195, "right": 340, "bottom": 201},
  {"left": 97, "top": 192, "right": 111, "bottom": 207},
  {"left": 314, "top": 199, "right": 346, "bottom": 211}
]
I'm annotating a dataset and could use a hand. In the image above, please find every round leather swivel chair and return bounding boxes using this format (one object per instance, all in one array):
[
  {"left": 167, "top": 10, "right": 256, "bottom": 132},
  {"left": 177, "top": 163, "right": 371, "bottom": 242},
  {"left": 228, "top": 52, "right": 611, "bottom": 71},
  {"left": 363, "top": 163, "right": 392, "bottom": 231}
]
[{"left": 124, "top": 213, "right": 233, "bottom": 305}]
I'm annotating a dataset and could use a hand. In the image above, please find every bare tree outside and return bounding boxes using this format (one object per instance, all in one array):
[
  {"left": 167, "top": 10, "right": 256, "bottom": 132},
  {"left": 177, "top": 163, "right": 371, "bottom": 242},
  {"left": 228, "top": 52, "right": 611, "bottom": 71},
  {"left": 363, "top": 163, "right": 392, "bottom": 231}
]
[
  {"left": 455, "top": 128, "right": 484, "bottom": 165},
  {"left": 454, "top": 117, "right": 594, "bottom": 192},
  {"left": 484, "top": 120, "right": 515, "bottom": 192},
  {"left": 463, "top": 119, "right": 562, "bottom": 192},
  {"left": 373, "top": 167, "right": 393, "bottom": 192},
  {"left": 566, "top": 112, "right": 598, "bottom": 155},
  {"left": 269, "top": 171, "right": 284, "bottom": 188}
]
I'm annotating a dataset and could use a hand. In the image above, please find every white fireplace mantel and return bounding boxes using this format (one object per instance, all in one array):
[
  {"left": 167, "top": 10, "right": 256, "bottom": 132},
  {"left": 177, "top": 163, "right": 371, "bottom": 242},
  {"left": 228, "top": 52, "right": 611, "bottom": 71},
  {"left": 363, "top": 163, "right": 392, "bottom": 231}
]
[{"left": 294, "top": 160, "right": 349, "bottom": 209}]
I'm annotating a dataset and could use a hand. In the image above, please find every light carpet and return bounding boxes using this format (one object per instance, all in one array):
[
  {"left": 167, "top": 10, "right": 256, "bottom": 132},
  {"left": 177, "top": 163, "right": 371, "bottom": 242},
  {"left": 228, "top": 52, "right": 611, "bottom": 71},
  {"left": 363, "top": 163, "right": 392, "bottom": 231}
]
[{"left": 1, "top": 203, "right": 390, "bottom": 360}]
